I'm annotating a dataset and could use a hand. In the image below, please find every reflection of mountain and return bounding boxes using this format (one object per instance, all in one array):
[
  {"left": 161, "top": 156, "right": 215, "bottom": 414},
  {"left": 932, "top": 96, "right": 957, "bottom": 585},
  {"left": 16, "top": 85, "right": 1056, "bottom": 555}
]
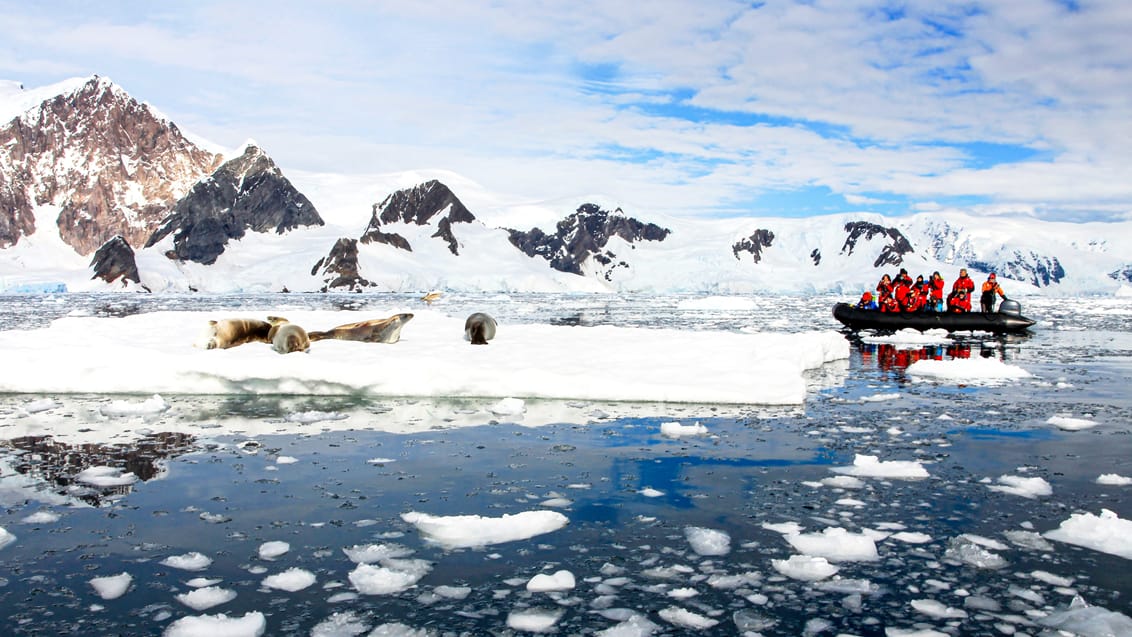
[{"left": 1, "top": 432, "right": 195, "bottom": 507}]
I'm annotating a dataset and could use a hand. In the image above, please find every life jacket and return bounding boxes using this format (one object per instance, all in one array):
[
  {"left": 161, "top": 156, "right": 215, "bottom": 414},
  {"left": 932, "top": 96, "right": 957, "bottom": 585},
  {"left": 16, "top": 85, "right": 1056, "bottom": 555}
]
[
  {"left": 930, "top": 277, "right": 945, "bottom": 301},
  {"left": 880, "top": 296, "right": 900, "bottom": 313}
]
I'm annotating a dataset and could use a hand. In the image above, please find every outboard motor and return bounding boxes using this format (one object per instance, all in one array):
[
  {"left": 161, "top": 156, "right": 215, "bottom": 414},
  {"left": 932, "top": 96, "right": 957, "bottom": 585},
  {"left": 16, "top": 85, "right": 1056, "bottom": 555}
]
[{"left": 998, "top": 298, "right": 1022, "bottom": 316}]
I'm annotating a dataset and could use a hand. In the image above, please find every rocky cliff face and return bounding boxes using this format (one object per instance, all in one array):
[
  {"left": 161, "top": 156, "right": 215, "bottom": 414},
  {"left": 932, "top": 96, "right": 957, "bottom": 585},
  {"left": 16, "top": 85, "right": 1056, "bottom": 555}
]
[
  {"left": 311, "top": 237, "right": 373, "bottom": 292},
  {"left": 89, "top": 235, "right": 142, "bottom": 288},
  {"left": 145, "top": 144, "right": 324, "bottom": 265},
  {"left": 359, "top": 179, "right": 475, "bottom": 255},
  {"left": 506, "top": 203, "right": 671, "bottom": 277},
  {"left": 732, "top": 229, "right": 776, "bottom": 263},
  {"left": 841, "top": 221, "right": 914, "bottom": 268},
  {"left": 0, "top": 76, "right": 220, "bottom": 254}
]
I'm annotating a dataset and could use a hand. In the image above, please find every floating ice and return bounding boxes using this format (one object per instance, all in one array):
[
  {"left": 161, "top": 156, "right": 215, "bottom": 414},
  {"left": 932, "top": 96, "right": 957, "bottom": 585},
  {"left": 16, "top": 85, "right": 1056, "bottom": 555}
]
[
  {"left": 401, "top": 510, "right": 568, "bottom": 549},
  {"left": 161, "top": 552, "right": 213, "bottom": 571},
  {"left": 99, "top": 394, "right": 170, "bottom": 417},
  {"left": 684, "top": 526, "right": 730, "bottom": 556},
  {"left": 284, "top": 410, "right": 348, "bottom": 424},
  {"left": 275, "top": 456, "right": 299, "bottom": 465},
  {"left": 309, "top": 611, "right": 369, "bottom": 636},
  {"left": 22, "top": 398, "right": 59, "bottom": 413},
  {"left": 771, "top": 555, "right": 839, "bottom": 581},
  {"left": 660, "top": 421, "right": 707, "bottom": 437},
  {"left": 890, "top": 531, "right": 933, "bottom": 544},
  {"left": 0, "top": 524, "right": 16, "bottom": 549},
  {"left": 1097, "top": 473, "right": 1132, "bottom": 486},
  {"left": 831, "top": 454, "right": 929, "bottom": 479},
  {"left": 986, "top": 474, "right": 1053, "bottom": 499},
  {"left": 911, "top": 598, "right": 968, "bottom": 619},
  {"left": 658, "top": 606, "right": 719, "bottom": 629},
  {"left": 175, "top": 586, "right": 237, "bottom": 611},
  {"left": 639, "top": 487, "right": 664, "bottom": 497},
  {"left": 257, "top": 541, "right": 290, "bottom": 560},
  {"left": 348, "top": 560, "right": 431, "bottom": 595},
  {"left": 863, "top": 328, "right": 951, "bottom": 346},
  {"left": 1044, "top": 509, "right": 1132, "bottom": 560},
  {"left": 906, "top": 357, "right": 1032, "bottom": 382},
  {"left": 89, "top": 572, "right": 132, "bottom": 600},
  {"left": 20, "top": 511, "right": 61, "bottom": 524},
  {"left": 75, "top": 466, "right": 138, "bottom": 487},
  {"left": 506, "top": 607, "right": 565, "bottom": 632},
  {"left": 342, "top": 543, "right": 415, "bottom": 564},
  {"left": 163, "top": 611, "right": 267, "bottom": 637},
  {"left": 261, "top": 567, "right": 316, "bottom": 591},
  {"left": 943, "top": 535, "right": 1008, "bottom": 569},
  {"left": 783, "top": 527, "right": 880, "bottom": 562},
  {"left": 1047, "top": 415, "right": 1099, "bottom": 430},
  {"left": 490, "top": 397, "right": 526, "bottom": 416},
  {"left": 526, "top": 570, "right": 575, "bottom": 592}
]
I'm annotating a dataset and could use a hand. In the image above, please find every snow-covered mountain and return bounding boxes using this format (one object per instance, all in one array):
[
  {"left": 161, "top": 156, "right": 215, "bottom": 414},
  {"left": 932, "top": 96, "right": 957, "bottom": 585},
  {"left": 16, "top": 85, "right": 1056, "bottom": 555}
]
[{"left": 2, "top": 76, "right": 1131, "bottom": 296}]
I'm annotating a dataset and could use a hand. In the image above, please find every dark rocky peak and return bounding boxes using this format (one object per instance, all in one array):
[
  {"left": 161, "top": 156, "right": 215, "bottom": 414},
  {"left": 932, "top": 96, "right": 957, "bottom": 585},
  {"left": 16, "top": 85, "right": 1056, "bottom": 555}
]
[
  {"left": 144, "top": 144, "right": 324, "bottom": 265},
  {"left": 970, "top": 251, "right": 1066, "bottom": 287},
  {"left": 732, "top": 229, "right": 775, "bottom": 263},
  {"left": 360, "top": 180, "right": 475, "bottom": 255},
  {"left": 840, "top": 221, "right": 914, "bottom": 268},
  {"left": 506, "top": 203, "right": 671, "bottom": 277},
  {"left": 311, "top": 237, "right": 374, "bottom": 292},
  {"left": 0, "top": 75, "right": 221, "bottom": 254},
  {"left": 89, "top": 235, "right": 144, "bottom": 288}
]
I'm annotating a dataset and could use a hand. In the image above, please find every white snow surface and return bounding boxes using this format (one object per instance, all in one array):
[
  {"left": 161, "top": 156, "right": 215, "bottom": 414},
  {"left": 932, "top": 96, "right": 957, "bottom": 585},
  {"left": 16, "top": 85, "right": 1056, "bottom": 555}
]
[
  {"left": 162, "top": 611, "right": 267, "bottom": 637},
  {"left": 0, "top": 309, "right": 847, "bottom": 407},
  {"left": 90, "top": 572, "right": 132, "bottom": 600},
  {"left": 1043, "top": 509, "right": 1132, "bottom": 560},
  {"left": 905, "top": 357, "right": 1033, "bottom": 382}
]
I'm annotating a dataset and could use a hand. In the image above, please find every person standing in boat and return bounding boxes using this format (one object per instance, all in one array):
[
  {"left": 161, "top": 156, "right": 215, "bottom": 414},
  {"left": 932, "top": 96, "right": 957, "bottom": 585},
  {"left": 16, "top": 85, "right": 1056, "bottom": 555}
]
[
  {"left": 893, "top": 275, "right": 913, "bottom": 310},
  {"left": 929, "top": 271, "right": 946, "bottom": 312},
  {"left": 875, "top": 274, "right": 893, "bottom": 304},
  {"left": 980, "top": 273, "right": 1007, "bottom": 312},
  {"left": 952, "top": 268, "right": 975, "bottom": 298}
]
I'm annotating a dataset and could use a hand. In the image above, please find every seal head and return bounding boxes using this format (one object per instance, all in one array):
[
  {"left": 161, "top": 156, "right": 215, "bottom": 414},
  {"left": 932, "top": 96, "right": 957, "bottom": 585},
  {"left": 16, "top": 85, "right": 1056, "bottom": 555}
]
[
  {"left": 267, "top": 316, "right": 311, "bottom": 354},
  {"left": 464, "top": 312, "right": 497, "bottom": 345}
]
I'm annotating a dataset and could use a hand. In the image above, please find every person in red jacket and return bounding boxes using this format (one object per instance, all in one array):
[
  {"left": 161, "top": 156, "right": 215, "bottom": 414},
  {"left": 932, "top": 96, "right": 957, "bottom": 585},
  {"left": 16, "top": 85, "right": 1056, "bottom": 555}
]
[
  {"left": 929, "top": 271, "right": 945, "bottom": 312},
  {"left": 876, "top": 274, "right": 893, "bottom": 303},
  {"left": 893, "top": 276, "right": 912, "bottom": 310},
  {"left": 952, "top": 268, "right": 975, "bottom": 297},
  {"left": 948, "top": 290, "right": 971, "bottom": 312},
  {"left": 879, "top": 294, "right": 900, "bottom": 313}
]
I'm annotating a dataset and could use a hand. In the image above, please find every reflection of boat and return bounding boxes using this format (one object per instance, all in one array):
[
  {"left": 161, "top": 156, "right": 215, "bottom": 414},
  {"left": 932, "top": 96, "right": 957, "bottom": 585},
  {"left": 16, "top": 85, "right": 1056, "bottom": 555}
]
[{"left": 833, "top": 299, "right": 1036, "bottom": 334}]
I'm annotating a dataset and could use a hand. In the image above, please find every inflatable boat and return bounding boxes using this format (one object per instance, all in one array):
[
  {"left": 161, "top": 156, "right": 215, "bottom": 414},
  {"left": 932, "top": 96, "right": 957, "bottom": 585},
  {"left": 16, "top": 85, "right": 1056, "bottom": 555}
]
[{"left": 833, "top": 299, "right": 1036, "bottom": 334}]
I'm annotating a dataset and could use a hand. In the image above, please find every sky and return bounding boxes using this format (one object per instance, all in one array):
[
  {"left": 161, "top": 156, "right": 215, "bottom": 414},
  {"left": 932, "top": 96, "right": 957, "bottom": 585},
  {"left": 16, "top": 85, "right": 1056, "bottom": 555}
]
[{"left": 1, "top": 1, "right": 1131, "bottom": 222}]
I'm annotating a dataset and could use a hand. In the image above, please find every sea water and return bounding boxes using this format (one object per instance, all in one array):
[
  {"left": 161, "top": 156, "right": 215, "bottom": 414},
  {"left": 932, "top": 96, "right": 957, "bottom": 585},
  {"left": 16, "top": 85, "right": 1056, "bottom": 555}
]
[{"left": 0, "top": 293, "right": 1130, "bottom": 636}]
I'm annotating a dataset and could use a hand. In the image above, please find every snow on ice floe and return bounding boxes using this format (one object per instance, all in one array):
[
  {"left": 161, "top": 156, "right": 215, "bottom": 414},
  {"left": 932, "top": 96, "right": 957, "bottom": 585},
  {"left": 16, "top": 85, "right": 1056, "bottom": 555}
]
[
  {"left": 261, "top": 567, "right": 316, "bottom": 591},
  {"left": 0, "top": 309, "right": 848, "bottom": 405},
  {"left": 660, "top": 421, "right": 708, "bottom": 437},
  {"left": 782, "top": 527, "right": 881, "bottom": 562},
  {"left": 684, "top": 526, "right": 731, "bottom": 556},
  {"left": 863, "top": 328, "right": 951, "bottom": 346},
  {"left": 89, "top": 572, "right": 132, "bottom": 600},
  {"left": 1038, "top": 595, "right": 1132, "bottom": 636},
  {"left": 526, "top": 569, "right": 575, "bottom": 592},
  {"left": 905, "top": 356, "right": 1032, "bottom": 382},
  {"left": 506, "top": 607, "right": 566, "bottom": 632},
  {"left": 21, "top": 510, "right": 60, "bottom": 524},
  {"left": 163, "top": 611, "right": 266, "bottom": 637},
  {"left": 831, "top": 454, "right": 929, "bottom": 479},
  {"left": 771, "top": 555, "right": 839, "bottom": 581},
  {"left": 1043, "top": 509, "right": 1132, "bottom": 560},
  {"left": 984, "top": 474, "right": 1053, "bottom": 499},
  {"left": 400, "top": 510, "right": 568, "bottom": 549},
  {"left": 161, "top": 552, "right": 213, "bottom": 571},
  {"left": 175, "top": 586, "right": 237, "bottom": 611},
  {"left": 256, "top": 541, "right": 290, "bottom": 560},
  {"left": 1097, "top": 473, "right": 1132, "bottom": 485},
  {"left": 1047, "top": 414, "right": 1099, "bottom": 430},
  {"left": 348, "top": 560, "right": 432, "bottom": 595},
  {"left": 75, "top": 465, "right": 138, "bottom": 487}
]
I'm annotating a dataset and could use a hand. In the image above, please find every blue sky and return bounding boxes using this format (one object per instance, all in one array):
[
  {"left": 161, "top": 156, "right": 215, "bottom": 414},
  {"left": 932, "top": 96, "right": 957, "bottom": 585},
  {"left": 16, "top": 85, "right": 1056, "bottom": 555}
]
[{"left": 1, "top": 0, "right": 1130, "bottom": 222}]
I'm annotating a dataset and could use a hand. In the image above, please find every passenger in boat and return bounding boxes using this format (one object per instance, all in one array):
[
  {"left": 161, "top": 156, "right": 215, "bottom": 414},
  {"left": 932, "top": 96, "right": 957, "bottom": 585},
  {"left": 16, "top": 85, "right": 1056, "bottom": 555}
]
[
  {"left": 947, "top": 290, "right": 971, "bottom": 313},
  {"left": 952, "top": 268, "right": 975, "bottom": 297},
  {"left": 980, "top": 273, "right": 1007, "bottom": 312},
  {"left": 893, "top": 275, "right": 913, "bottom": 310},
  {"left": 856, "top": 291, "right": 879, "bottom": 310},
  {"left": 895, "top": 268, "right": 913, "bottom": 286},
  {"left": 879, "top": 294, "right": 900, "bottom": 313},
  {"left": 929, "top": 271, "right": 946, "bottom": 312},
  {"left": 905, "top": 282, "right": 928, "bottom": 312},
  {"left": 875, "top": 274, "right": 893, "bottom": 303}
]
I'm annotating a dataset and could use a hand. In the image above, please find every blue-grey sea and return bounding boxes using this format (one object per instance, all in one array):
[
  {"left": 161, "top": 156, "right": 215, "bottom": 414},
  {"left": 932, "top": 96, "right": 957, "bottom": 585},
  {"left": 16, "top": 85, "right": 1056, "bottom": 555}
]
[{"left": 1, "top": 293, "right": 1130, "bottom": 636}]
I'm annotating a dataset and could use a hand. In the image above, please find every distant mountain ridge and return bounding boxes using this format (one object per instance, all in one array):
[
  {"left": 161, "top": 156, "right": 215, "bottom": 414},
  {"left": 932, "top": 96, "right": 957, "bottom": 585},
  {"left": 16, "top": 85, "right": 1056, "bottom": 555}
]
[{"left": 1, "top": 76, "right": 1130, "bottom": 296}]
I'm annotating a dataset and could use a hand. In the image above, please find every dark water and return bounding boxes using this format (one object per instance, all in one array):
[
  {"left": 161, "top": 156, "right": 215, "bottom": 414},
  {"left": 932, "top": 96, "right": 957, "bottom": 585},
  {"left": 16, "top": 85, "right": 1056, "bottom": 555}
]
[{"left": 0, "top": 293, "right": 1130, "bottom": 636}]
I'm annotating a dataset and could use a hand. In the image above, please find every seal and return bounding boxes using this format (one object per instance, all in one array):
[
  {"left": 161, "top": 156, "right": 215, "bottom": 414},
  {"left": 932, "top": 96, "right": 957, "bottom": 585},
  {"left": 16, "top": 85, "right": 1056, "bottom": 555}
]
[
  {"left": 464, "top": 312, "right": 497, "bottom": 345},
  {"left": 201, "top": 318, "right": 272, "bottom": 350},
  {"left": 421, "top": 291, "right": 442, "bottom": 305},
  {"left": 308, "top": 313, "right": 414, "bottom": 344},
  {"left": 266, "top": 316, "right": 311, "bottom": 354}
]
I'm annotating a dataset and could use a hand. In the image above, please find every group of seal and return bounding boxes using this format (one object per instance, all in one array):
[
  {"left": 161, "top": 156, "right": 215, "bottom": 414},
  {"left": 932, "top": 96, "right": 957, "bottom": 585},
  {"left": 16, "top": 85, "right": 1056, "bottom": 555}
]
[{"left": 201, "top": 311, "right": 495, "bottom": 353}]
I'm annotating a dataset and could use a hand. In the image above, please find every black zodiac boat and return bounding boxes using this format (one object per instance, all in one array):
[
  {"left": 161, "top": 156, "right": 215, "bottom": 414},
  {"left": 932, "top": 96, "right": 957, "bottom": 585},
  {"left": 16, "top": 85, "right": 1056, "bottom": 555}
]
[{"left": 833, "top": 299, "right": 1036, "bottom": 334}]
